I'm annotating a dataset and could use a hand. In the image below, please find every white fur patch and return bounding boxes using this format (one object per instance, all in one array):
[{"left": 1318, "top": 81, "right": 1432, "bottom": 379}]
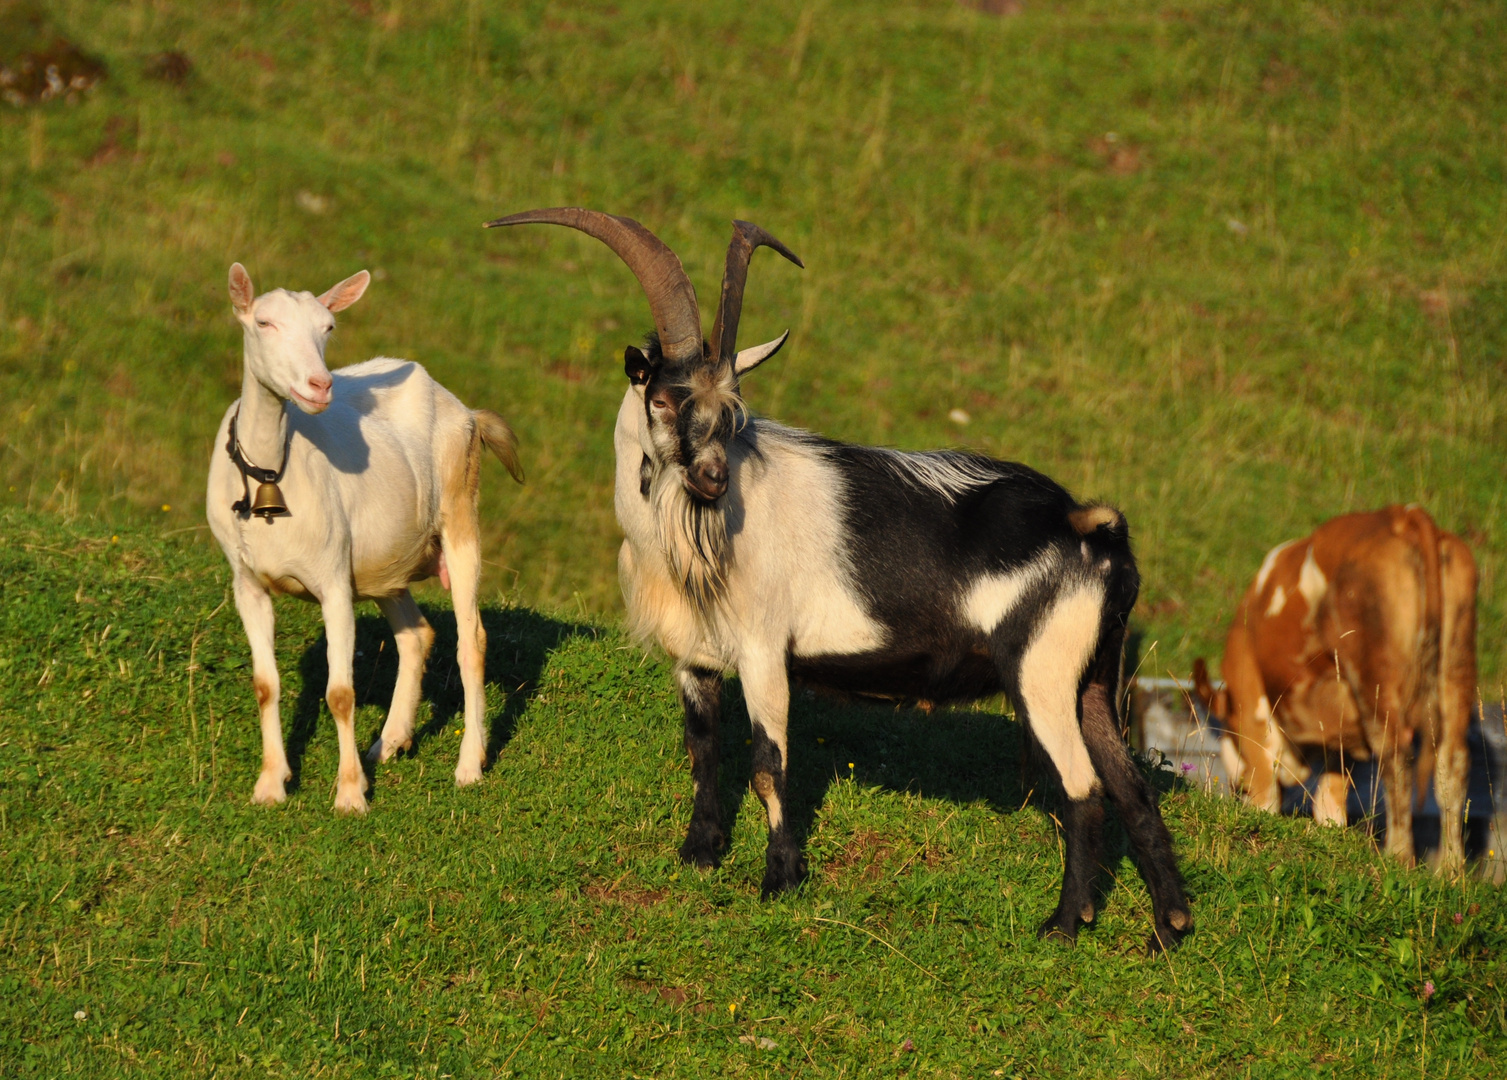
[
  {"left": 1254, "top": 694, "right": 1309, "bottom": 786},
  {"left": 1254, "top": 538, "right": 1298, "bottom": 593},
  {"left": 962, "top": 556, "right": 1053, "bottom": 634},
  {"left": 1297, "top": 547, "right": 1327, "bottom": 611},
  {"left": 1017, "top": 584, "right": 1104, "bottom": 800},
  {"left": 1264, "top": 585, "right": 1288, "bottom": 618},
  {"left": 871, "top": 449, "right": 999, "bottom": 503},
  {"left": 736, "top": 422, "right": 886, "bottom": 658},
  {"left": 613, "top": 405, "right": 885, "bottom": 665},
  {"left": 1218, "top": 734, "right": 1245, "bottom": 793}
]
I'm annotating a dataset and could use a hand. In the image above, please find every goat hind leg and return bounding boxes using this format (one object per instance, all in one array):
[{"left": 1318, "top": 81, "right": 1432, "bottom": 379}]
[
  {"left": 442, "top": 529, "right": 488, "bottom": 787},
  {"left": 367, "top": 591, "right": 434, "bottom": 765},
  {"left": 1014, "top": 683, "right": 1103, "bottom": 943},
  {"left": 1080, "top": 675, "right": 1192, "bottom": 953},
  {"left": 1008, "top": 590, "right": 1109, "bottom": 944},
  {"left": 677, "top": 664, "right": 725, "bottom": 868}
]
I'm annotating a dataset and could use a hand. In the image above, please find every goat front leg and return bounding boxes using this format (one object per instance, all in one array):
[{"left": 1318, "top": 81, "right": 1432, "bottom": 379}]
[
  {"left": 739, "top": 654, "right": 805, "bottom": 897},
  {"left": 677, "top": 664, "right": 725, "bottom": 868},
  {"left": 234, "top": 573, "right": 290, "bottom": 805},
  {"left": 321, "top": 587, "right": 368, "bottom": 814},
  {"left": 367, "top": 591, "right": 434, "bottom": 765}
]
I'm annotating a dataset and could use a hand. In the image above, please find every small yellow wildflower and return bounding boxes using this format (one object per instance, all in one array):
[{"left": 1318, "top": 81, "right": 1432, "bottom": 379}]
[{"left": 160, "top": 504, "right": 171, "bottom": 512}]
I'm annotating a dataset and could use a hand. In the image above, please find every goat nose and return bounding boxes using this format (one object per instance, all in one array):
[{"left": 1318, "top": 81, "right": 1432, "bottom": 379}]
[
  {"left": 308, "top": 374, "right": 333, "bottom": 394},
  {"left": 702, "top": 461, "right": 728, "bottom": 487}
]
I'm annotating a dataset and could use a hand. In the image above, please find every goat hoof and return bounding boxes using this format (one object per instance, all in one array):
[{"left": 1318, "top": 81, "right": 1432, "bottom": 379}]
[
  {"left": 251, "top": 773, "right": 289, "bottom": 805},
  {"left": 1037, "top": 915, "right": 1080, "bottom": 945},
  {"left": 759, "top": 846, "right": 807, "bottom": 898},
  {"left": 1146, "top": 912, "right": 1193, "bottom": 955},
  {"left": 454, "top": 760, "right": 484, "bottom": 788},
  {"left": 368, "top": 735, "right": 411, "bottom": 764},
  {"left": 679, "top": 826, "right": 725, "bottom": 870},
  {"left": 333, "top": 789, "right": 370, "bottom": 815}
]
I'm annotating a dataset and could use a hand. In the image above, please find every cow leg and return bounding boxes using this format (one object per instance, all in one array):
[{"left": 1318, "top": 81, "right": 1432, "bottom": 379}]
[
  {"left": 676, "top": 663, "right": 726, "bottom": 869},
  {"left": 1079, "top": 639, "right": 1192, "bottom": 954},
  {"left": 1242, "top": 695, "right": 1286, "bottom": 814},
  {"left": 1379, "top": 742, "right": 1415, "bottom": 865},
  {"left": 368, "top": 591, "right": 434, "bottom": 764},
  {"left": 1312, "top": 770, "right": 1349, "bottom": 827},
  {"left": 1434, "top": 535, "right": 1478, "bottom": 875},
  {"left": 1359, "top": 676, "right": 1417, "bottom": 865},
  {"left": 739, "top": 653, "right": 805, "bottom": 896}
]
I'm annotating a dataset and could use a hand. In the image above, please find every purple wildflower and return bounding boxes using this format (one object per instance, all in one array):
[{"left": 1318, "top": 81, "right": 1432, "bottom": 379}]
[
  {"left": 1423, "top": 981, "right": 1436, "bottom": 1000},
  {"left": 1453, "top": 913, "right": 1463, "bottom": 924}
]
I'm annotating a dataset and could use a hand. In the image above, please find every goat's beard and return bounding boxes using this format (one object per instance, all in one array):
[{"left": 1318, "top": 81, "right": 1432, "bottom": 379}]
[{"left": 648, "top": 459, "right": 728, "bottom": 613}]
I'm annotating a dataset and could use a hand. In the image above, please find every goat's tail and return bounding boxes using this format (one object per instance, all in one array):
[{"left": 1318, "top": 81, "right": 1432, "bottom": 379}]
[
  {"left": 475, "top": 409, "right": 525, "bottom": 484},
  {"left": 1073, "top": 502, "right": 1138, "bottom": 621}
]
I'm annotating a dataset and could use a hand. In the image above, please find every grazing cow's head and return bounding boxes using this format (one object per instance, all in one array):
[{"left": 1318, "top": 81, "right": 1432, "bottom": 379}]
[
  {"left": 229, "top": 263, "right": 370, "bottom": 415},
  {"left": 1190, "top": 658, "right": 1229, "bottom": 724},
  {"left": 484, "top": 209, "right": 800, "bottom": 505}
]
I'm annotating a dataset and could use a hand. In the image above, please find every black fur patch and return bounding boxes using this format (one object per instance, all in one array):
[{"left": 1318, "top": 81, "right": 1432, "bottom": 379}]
[
  {"left": 677, "top": 665, "right": 725, "bottom": 869},
  {"left": 750, "top": 725, "right": 805, "bottom": 896}
]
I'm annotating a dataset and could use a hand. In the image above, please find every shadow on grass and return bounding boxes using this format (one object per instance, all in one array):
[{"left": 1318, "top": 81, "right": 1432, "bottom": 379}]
[
  {"left": 283, "top": 605, "right": 590, "bottom": 797},
  {"left": 708, "top": 679, "right": 1179, "bottom": 922}
]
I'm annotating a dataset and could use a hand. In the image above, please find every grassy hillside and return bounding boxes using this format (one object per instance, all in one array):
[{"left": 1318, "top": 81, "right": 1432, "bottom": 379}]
[
  {"left": 2, "top": 514, "right": 1504, "bottom": 1077},
  {"left": 0, "top": 0, "right": 1503, "bottom": 682}
]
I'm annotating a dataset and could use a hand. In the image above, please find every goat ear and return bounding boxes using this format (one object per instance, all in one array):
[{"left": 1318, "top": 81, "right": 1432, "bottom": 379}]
[
  {"left": 229, "top": 263, "right": 255, "bottom": 317},
  {"left": 733, "top": 330, "right": 789, "bottom": 377},
  {"left": 624, "top": 346, "right": 655, "bottom": 386},
  {"left": 317, "top": 270, "right": 370, "bottom": 313}
]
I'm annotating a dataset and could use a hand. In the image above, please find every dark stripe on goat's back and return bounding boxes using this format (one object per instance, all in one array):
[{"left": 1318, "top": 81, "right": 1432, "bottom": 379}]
[{"left": 818, "top": 441, "right": 1083, "bottom": 629}]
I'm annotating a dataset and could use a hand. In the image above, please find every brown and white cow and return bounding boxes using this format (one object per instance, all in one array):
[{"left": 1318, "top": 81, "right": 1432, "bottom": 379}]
[{"left": 1192, "top": 506, "right": 1476, "bottom": 871}]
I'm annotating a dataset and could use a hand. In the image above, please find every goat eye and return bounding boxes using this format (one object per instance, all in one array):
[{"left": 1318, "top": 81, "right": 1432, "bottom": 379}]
[
  {"left": 256, "top": 319, "right": 271, "bottom": 328},
  {"left": 650, "top": 397, "right": 670, "bottom": 411}
]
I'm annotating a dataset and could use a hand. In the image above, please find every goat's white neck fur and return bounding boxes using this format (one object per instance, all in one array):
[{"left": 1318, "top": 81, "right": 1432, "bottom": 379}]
[{"left": 235, "top": 360, "right": 293, "bottom": 477}]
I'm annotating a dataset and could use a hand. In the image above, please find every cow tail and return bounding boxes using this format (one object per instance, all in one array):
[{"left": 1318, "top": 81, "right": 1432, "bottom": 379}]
[{"left": 1406, "top": 506, "right": 1443, "bottom": 810}]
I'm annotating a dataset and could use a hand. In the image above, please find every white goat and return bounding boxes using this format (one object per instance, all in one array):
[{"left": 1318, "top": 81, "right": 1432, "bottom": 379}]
[{"left": 206, "top": 264, "right": 523, "bottom": 813}]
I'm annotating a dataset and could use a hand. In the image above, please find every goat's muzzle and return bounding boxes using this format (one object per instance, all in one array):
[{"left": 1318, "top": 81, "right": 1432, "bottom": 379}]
[
  {"left": 686, "top": 460, "right": 728, "bottom": 503},
  {"left": 289, "top": 382, "right": 333, "bottom": 414}
]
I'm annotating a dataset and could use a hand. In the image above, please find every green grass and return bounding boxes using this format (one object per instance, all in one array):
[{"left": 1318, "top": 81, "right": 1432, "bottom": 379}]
[
  {"left": 0, "top": 0, "right": 1503, "bottom": 680},
  {"left": 3, "top": 3, "right": 1506, "bottom": 1074},
  {"left": 3, "top": 514, "right": 1505, "bottom": 1078}
]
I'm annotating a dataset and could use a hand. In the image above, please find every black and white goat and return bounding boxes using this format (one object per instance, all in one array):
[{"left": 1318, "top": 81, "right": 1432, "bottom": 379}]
[{"left": 486, "top": 209, "right": 1192, "bottom": 951}]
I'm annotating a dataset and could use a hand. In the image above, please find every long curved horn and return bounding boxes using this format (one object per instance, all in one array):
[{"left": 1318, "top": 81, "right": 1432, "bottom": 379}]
[
  {"left": 709, "top": 220, "right": 804, "bottom": 367},
  {"left": 485, "top": 208, "right": 703, "bottom": 363}
]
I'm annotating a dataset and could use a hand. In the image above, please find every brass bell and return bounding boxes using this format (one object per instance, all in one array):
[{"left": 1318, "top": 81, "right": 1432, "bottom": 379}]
[{"left": 250, "top": 481, "right": 289, "bottom": 518}]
